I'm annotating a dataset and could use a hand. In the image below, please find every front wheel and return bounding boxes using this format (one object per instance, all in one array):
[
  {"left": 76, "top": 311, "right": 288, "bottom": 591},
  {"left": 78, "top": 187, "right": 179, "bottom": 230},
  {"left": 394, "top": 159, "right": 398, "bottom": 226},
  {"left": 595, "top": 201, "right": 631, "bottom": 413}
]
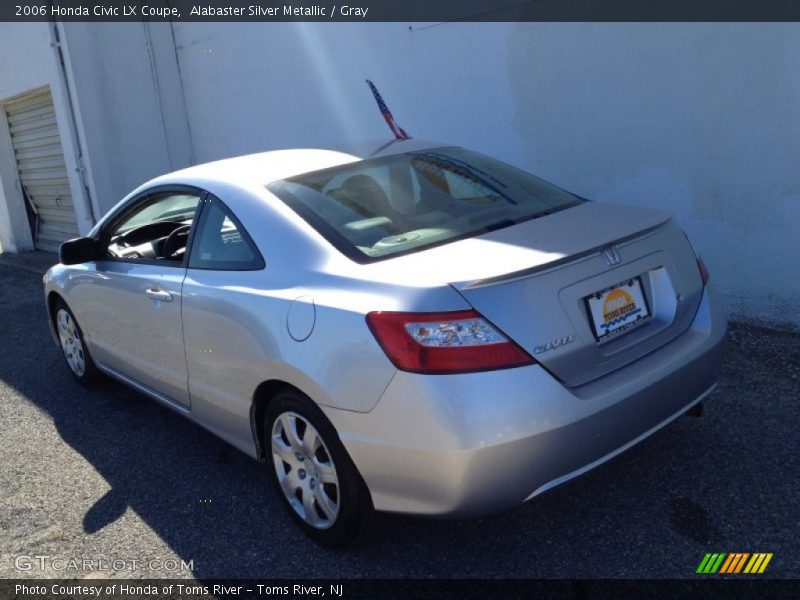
[
  {"left": 53, "top": 299, "right": 101, "bottom": 386},
  {"left": 265, "top": 389, "right": 376, "bottom": 547}
]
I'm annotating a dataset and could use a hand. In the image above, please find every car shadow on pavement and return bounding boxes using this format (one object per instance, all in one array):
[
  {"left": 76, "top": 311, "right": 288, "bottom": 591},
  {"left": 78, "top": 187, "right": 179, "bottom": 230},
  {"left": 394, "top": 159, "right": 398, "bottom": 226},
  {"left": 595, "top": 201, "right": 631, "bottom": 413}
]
[{"left": 2, "top": 265, "right": 798, "bottom": 578}]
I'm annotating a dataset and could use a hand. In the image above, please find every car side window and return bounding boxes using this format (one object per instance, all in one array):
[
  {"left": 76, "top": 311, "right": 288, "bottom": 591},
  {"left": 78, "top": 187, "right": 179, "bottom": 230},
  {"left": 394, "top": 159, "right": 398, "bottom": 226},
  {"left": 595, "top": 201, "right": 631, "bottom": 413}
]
[
  {"left": 105, "top": 192, "right": 201, "bottom": 263},
  {"left": 188, "top": 196, "right": 264, "bottom": 271}
]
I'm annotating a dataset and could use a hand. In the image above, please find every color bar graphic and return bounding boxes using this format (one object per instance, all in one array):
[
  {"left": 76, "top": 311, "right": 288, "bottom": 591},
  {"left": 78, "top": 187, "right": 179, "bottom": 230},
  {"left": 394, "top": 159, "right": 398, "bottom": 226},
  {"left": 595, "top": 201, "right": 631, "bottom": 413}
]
[{"left": 698, "top": 552, "right": 772, "bottom": 574}]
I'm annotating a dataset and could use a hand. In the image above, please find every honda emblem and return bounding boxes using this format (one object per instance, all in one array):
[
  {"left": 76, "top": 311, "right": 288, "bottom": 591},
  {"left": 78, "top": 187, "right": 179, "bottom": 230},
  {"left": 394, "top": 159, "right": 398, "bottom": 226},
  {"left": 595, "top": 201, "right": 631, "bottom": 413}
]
[{"left": 601, "top": 245, "right": 621, "bottom": 267}]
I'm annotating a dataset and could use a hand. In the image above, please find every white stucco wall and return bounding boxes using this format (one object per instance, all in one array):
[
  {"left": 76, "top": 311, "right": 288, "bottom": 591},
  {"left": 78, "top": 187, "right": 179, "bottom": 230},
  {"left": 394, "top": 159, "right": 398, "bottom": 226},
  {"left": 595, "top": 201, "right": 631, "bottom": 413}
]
[
  {"left": 60, "top": 23, "right": 194, "bottom": 217},
  {"left": 507, "top": 24, "right": 800, "bottom": 331},
  {"left": 172, "top": 22, "right": 799, "bottom": 329}
]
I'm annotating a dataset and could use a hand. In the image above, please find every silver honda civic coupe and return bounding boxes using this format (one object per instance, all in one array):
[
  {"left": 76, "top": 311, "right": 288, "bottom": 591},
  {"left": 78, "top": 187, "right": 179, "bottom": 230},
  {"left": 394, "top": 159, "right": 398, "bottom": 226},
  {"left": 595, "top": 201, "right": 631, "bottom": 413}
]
[{"left": 44, "top": 139, "right": 726, "bottom": 546}]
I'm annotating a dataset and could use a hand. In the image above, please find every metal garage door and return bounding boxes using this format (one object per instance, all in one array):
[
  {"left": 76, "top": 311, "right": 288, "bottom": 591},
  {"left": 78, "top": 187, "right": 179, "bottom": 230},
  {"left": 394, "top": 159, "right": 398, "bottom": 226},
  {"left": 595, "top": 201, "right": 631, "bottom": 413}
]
[{"left": 4, "top": 89, "right": 79, "bottom": 252}]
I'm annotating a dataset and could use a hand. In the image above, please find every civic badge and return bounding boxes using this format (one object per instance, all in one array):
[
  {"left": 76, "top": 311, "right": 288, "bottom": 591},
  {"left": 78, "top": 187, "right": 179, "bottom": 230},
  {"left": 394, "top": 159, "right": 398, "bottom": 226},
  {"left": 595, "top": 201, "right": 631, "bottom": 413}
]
[{"left": 533, "top": 334, "right": 577, "bottom": 355}]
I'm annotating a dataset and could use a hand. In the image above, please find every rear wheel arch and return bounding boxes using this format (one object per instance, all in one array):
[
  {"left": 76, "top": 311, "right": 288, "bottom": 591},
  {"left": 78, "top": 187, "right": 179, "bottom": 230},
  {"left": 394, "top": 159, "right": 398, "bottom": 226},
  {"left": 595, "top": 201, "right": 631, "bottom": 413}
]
[
  {"left": 250, "top": 381, "right": 363, "bottom": 483},
  {"left": 251, "top": 380, "right": 306, "bottom": 460}
]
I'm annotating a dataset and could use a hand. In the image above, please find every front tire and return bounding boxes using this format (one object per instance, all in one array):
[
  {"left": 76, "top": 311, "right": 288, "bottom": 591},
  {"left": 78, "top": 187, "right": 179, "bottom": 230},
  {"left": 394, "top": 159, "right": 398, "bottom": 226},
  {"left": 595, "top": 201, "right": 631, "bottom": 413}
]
[
  {"left": 53, "top": 299, "right": 101, "bottom": 386},
  {"left": 265, "top": 388, "right": 375, "bottom": 547}
]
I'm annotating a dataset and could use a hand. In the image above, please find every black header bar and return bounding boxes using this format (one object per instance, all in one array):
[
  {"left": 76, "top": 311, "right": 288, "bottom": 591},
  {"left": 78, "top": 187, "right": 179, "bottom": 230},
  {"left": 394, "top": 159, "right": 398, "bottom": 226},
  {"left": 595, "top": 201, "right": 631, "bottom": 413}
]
[{"left": 5, "top": 0, "right": 800, "bottom": 22}]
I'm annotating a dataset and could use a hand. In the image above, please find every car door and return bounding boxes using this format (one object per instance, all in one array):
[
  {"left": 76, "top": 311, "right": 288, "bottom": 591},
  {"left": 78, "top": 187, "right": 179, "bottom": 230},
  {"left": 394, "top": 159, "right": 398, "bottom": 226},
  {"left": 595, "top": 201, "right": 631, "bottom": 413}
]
[
  {"left": 179, "top": 194, "right": 267, "bottom": 449},
  {"left": 72, "top": 187, "right": 203, "bottom": 408}
]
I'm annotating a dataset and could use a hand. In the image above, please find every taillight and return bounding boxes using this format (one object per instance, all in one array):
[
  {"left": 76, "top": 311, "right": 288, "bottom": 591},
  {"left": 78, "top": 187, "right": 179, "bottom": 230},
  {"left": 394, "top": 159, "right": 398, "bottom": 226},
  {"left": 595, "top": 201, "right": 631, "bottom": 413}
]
[
  {"left": 697, "top": 256, "right": 710, "bottom": 286},
  {"left": 366, "top": 309, "right": 535, "bottom": 374}
]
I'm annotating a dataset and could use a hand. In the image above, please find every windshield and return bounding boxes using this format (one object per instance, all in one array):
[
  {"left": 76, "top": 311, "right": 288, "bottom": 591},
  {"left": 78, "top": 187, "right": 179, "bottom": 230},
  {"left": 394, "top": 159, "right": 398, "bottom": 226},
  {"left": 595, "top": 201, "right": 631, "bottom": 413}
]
[{"left": 267, "top": 147, "right": 584, "bottom": 262}]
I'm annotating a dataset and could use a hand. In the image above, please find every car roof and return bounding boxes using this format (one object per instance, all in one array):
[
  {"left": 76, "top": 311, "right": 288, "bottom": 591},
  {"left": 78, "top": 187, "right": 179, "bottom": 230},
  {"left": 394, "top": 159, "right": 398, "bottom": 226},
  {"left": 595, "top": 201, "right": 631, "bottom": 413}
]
[{"left": 150, "top": 138, "right": 451, "bottom": 188}]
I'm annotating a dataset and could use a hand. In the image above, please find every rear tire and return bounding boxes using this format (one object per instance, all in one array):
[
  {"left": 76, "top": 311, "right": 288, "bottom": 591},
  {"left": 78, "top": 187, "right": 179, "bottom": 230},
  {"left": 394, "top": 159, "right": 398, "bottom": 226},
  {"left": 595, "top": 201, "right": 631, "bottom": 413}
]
[
  {"left": 264, "top": 388, "right": 376, "bottom": 547},
  {"left": 52, "top": 298, "right": 101, "bottom": 387}
]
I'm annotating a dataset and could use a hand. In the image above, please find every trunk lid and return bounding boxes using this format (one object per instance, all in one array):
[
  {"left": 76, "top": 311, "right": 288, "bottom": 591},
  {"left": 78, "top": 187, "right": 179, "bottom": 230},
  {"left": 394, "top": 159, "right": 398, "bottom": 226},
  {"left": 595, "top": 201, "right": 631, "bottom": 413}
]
[{"left": 449, "top": 202, "right": 704, "bottom": 387}]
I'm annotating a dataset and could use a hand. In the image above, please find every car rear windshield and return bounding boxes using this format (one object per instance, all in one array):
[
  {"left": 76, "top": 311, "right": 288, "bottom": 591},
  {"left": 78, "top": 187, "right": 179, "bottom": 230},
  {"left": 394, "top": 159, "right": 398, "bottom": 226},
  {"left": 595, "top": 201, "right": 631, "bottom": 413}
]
[{"left": 267, "top": 147, "right": 584, "bottom": 262}]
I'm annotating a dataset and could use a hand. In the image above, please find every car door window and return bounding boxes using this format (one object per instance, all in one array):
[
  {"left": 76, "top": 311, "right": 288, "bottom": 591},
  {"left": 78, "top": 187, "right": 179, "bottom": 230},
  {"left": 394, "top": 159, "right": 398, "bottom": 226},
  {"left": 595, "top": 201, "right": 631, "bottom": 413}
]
[
  {"left": 106, "top": 192, "right": 201, "bottom": 263},
  {"left": 188, "top": 196, "right": 264, "bottom": 270}
]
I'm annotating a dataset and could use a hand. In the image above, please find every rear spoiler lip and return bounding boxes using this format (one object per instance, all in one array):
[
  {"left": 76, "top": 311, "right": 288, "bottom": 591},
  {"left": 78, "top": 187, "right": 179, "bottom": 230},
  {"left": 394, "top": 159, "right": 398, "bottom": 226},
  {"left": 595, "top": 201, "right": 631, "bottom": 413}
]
[{"left": 452, "top": 219, "right": 673, "bottom": 292}]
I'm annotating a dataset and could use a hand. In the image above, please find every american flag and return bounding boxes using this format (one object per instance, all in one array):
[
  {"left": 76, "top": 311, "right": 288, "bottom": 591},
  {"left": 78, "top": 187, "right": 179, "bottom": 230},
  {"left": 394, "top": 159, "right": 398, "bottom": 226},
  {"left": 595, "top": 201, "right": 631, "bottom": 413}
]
[{"left": 366, "top": 79, "right": 410, "bottom": 140}]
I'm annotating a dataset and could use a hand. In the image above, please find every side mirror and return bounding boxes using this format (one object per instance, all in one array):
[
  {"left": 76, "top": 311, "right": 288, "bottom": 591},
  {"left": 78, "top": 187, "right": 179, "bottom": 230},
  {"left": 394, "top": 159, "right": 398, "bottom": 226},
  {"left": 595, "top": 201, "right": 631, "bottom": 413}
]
[{"left": 60, "top": 237, "right": 101, "bottom": 265}]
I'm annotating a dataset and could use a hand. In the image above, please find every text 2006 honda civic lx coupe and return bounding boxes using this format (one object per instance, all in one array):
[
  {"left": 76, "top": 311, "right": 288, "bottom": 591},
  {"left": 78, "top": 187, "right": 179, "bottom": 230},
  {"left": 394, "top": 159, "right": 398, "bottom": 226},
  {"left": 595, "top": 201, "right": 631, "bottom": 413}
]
[{"left": 45, "top": 139, "right": 726, "bottom": 546}]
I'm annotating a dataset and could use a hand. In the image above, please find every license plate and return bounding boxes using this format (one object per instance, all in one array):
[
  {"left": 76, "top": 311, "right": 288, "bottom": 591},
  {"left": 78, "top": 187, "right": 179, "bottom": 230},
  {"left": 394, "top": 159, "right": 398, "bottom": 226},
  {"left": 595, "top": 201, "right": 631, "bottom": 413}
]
[{"left": 585, "top": 277, "right": 651, "bottom": 341}]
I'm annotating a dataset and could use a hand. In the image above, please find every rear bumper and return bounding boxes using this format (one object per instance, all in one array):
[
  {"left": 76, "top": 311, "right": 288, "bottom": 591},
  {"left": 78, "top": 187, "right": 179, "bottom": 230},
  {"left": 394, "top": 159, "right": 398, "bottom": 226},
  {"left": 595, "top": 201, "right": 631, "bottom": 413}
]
[{"left": 325, "top": 285, "right": 726, "bottom": 517}]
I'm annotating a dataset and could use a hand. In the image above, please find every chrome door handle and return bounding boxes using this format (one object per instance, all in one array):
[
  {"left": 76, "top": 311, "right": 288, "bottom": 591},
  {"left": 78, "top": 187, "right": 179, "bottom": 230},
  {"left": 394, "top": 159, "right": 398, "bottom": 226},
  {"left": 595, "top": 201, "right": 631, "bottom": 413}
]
[{"left": 145, "top": 288, "right": 173, "bottom": 302}]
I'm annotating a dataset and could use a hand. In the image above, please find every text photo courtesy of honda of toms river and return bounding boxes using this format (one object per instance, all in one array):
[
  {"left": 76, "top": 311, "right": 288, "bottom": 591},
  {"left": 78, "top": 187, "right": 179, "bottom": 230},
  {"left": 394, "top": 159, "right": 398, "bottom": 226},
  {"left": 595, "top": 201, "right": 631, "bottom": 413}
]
[{"left": 45, "top": 139, "right": 725, "bottom": 546}]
